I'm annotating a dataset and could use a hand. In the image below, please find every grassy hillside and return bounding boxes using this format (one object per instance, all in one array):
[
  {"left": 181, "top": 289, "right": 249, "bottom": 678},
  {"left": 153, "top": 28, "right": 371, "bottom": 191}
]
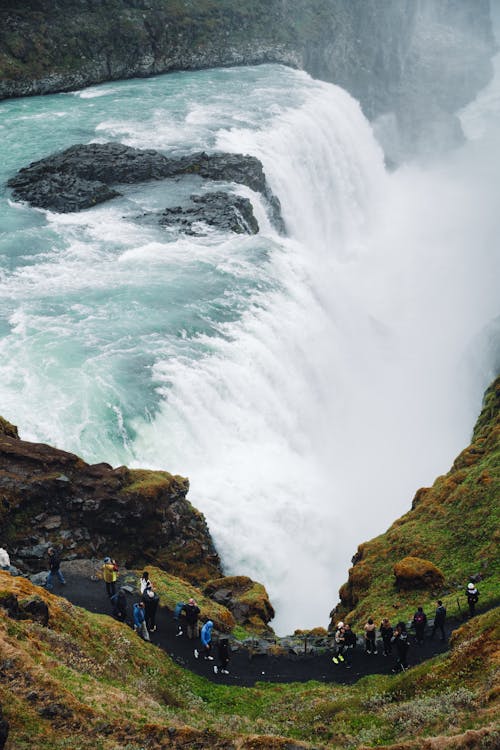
[
  {"left": 1, "top": 572, "right": 498, "bottom": 749},
  {"left": 336, "top": 376, "right": 500, "bottom": 630}
]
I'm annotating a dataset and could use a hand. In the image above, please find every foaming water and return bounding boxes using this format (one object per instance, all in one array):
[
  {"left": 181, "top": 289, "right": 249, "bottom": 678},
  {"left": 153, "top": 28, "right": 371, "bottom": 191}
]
[{"left": 1, "top": 65, "right": 499, "bottom": 632}]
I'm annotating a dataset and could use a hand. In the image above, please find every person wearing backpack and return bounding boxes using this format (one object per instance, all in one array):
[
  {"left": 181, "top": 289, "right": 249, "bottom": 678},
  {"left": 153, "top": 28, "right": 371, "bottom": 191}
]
[
  {"left": 466, "top": 583, "right": 479, "bottom": 617},
  {"left": 332, "top": 621, "right": 346, "bottom": 664},
  {"left": 133, "top": 601, "right": 150, "bottom": 641},
  {"left": 412, "top": 606, "right": 427, "bottom": 645},
  {"left": 183, "top": 598, "right": 201, "bottom": 640},
  {"left": 431, "top": 600, "right": 447, "bottom": 641},
  {"left": 45, "top": 547, "right": 66, "bottom": 590},
  {"left": 213, "top": 637, "right": 231, "bottom": 675},
  {"left": 110, "top": 587, "right": 128, "bottom": 622},
  {"left": 142, "top": 584, "right": 159, "bottom": 632}
]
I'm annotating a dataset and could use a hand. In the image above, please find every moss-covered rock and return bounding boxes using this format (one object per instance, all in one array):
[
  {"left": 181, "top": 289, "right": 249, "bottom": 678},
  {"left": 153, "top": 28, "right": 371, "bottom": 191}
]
[
  {"left": 203, "top": 575, "right": 275, "bottom": 634},
  {"left": 0, "top": 424, "right": 221, "bottom": 582},
  {"left": 393, "top": 556, "right": 445, "bottom": 591}
]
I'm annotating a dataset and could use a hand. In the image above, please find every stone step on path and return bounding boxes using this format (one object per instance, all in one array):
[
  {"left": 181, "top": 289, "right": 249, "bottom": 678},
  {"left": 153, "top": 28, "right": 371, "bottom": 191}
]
[{"left": 57, "top": 574, "right": 451, "bottom": 687}]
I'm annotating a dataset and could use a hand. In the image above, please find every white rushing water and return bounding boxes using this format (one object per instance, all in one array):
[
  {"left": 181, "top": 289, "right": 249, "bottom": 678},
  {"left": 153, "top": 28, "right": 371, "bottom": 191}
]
[{"left": 1, "top": 63, "right": 499, "bottom": 632}]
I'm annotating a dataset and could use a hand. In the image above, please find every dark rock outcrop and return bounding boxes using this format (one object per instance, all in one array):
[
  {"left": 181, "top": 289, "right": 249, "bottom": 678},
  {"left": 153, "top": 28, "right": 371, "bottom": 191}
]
[
  {"left": 159, "top": 192, "right": 259, "bottom": 235},
  {"left": 0, "top": 1, "right": 495, "bottom": 158},
  {"left": 0, "top": 422, "right": 221, "bottom": 583},
  {"left": 0, "top": 592, "right": 49, "bottom": 626},
  {"left": 203, "top": 575, "right": 275, "bottom": 634},
  {"left": 7, "top": 142, "right": 283, "bottom": 228}
]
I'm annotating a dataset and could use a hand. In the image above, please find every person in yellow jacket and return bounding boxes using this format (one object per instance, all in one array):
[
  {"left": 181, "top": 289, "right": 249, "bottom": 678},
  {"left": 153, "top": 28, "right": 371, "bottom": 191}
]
[{"left": 102, "top": 556, "right": 118, "bottom": 598}]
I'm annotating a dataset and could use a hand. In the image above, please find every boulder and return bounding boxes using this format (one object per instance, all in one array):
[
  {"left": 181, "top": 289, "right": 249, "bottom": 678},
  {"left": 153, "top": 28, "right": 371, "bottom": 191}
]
[
  {"left": 203, "top": 575, "right": 275, "bottom": 634},
  {"left": 393, "top": 556, "right": 445, "bottom": 590},
  {"left": 158, "top": 192, "right": 259, "bottom": 235}
]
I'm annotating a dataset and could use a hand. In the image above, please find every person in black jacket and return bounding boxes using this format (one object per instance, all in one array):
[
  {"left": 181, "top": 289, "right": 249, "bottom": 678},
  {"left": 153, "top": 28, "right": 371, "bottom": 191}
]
[
  {"left": 45, "top": 547, "right": 66, "bottom": 590},
  {"left": 342, "top": 623, "right": 357, "bottom": 668},
  {"left": 214, "top": 637, "right": 231, "bottom": 674},
  {"left": 431, "top": 600, "right": 447, "bottom": 641},
  {"left": 110, "top": 587, "right": 128, "bottom": 622},
  {"left": 380, "top": 618, "right": 394, "bottom": 656},
  {"left": 142, "top": 585, "right": 159, "bottom": 632},
  {"left": 392, "top": 622, "right": 410, "bottom": 672},
  {"left": 182, "top": 598, "right": 201, "bottom": 639},
  {"left": 412, "top": 606, "right": 427, "bottom": 645},
  {"left": 466, "top": 583, "right": 479, "bottom": 617}
]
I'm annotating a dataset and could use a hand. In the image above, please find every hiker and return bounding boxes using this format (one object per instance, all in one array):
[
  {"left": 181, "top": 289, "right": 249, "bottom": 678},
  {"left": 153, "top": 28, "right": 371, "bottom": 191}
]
[
  {"left": 45, "top": 547, "right": 65, "bottom": 590},
  {"left": 214, "top": 637, "right": 230, "bottom": 675},
  {"left": 174, "top": 601, "right": 185, "bottom": 636},
  {"left": 466, "top": 582, "right": 479, "bottom": 617},
  {"left": 0, "top": 548, "right": 10, "bottom": 570},
  {"left": 133, "top": 601, "right": 150, "bottom": 641},
  {"left": 332, "top": 621, "right": 346, "bottom": 664},
  {"left": 392, "top": 621, "right": 410, "bottom": 672},
  {"left": 140, "top": 571, "right": 151, "bottom": 595},
  {"left": 431, "top": 600, "right": 447, "bottom": 641},
  {"left": 364, "top": 617, "right": 377, "bottom": 654},
  {"left": 142, "top": 584, "right": 159, "bottom": 632},
  {"left": 110, "top": 587, "right": 128, "bottom": 622},
  {"left": 412, "top": 606, "right": 427, "bottom": 645},
  {"left": 195, "top": 620, "right": 214, "bottom": 660},
  {"left": 342, "top": 623, "right": 357, "bottom": 668},
  {"left": 182, "top": 598, "right": 201, "bottom": 640},
  {"left": 379, "top": 618, "right": 394, "bottom": 656},
  {"left": 102, "top": 557, "right": 118, "bottom": 598}
]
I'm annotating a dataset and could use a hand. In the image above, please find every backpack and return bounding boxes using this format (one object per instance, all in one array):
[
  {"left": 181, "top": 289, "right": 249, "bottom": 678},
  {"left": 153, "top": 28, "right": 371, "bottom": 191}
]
[{"left": 414, "top": 612, "right": 425, "bottom": 625}]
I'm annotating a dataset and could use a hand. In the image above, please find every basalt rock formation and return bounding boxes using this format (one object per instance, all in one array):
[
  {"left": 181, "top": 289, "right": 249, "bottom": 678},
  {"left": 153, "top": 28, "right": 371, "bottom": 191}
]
[
  {"left": 203, "top": 575, "right": 275, "bottom": 634},
  {"left": 0, "top": 1, "right": 495, "bottom": 158},
  {"left": 7, "top": 142, "right": 283, "bottom": 229},
  {"left": 158, "top": 192, "right": 259, "bottom": 235},
  {"left": 0, "top": 421, "right": 221, "bottom": 583}
]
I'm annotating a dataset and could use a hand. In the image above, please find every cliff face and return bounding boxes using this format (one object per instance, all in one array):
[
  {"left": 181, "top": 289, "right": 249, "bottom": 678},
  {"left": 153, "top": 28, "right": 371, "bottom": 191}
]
[
  {"left": 0, "top": 418, "right": 221, "bottom": 582},
  {"left": 0, "top": 1, "right": 495, "bottom": 156}
]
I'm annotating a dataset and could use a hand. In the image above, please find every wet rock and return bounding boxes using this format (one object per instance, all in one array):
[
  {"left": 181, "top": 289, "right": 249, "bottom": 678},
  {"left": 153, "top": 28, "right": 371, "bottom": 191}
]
[
  {"left": 159, "top": 192, "right": 259, "bottom": 235},
  {"left": 7, "top": 143, "right": 284, "bottom": 229}
]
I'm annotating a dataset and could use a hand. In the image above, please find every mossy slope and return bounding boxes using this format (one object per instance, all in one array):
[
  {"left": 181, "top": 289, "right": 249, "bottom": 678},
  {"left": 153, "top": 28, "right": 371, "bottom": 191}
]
[{"left": 335, "top": 376, "right": 500, "bottom": 629}]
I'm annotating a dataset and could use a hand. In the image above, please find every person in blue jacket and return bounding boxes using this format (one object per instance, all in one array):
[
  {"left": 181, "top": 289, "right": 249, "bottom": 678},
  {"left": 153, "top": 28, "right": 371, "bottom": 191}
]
[
  {"left": 133, "top": 601, "right": 150, "bottom": 641},
  {"left": 195, "top": 620, "right": 214, "bottom": 660}
]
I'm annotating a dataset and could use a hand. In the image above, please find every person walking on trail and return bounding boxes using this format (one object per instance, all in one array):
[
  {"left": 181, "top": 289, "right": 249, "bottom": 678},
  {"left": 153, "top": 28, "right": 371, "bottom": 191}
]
[
  {"left": 466, "top": 583, "right": 479, "bottom": 617},
  {"left": 364, "top": 618, "right": 377, "bottom": 654},
  {"left": 332, "top": 621, "right": 346, "bottom": 664},
  {"left": 174, "top": 601, "right": 185, "bottom": 636},
  {"left": 214, "top": 637, "right": 231, "bottom": 675},
  {"left": 195, "top": 620, "right": 214, "bottom": 660},
  {"left": 142, "top": 584, "right": 159, "bottom": 632},
  {"left": 380, "top": 618, "right": 394, "bottom": 656},
  {"left": 431, "top": 600, "right": 447, "bottom": 641},
  {"left": 45, "top": 547, "right": 65, "bottom": 590},
  {"left": 110, "top": 587, "right": 127, "bottom": 622},
  {"left": 183, "top": 598, "right": 201, "bottom": 640},
  {"left": 392, "top": 621, "right": 410, "bottom": 672},
  {"left": 342, "top": 623, "right": 357, "bottom": 669},
  {"left": 133, "top": 601, "right": 150, "bottom": 641},
  {"left": 102, "top": 557, "right": 118, "bottom": 598},
  {"left": 412, "top": 606, "right": 427, "bottom": 645}
]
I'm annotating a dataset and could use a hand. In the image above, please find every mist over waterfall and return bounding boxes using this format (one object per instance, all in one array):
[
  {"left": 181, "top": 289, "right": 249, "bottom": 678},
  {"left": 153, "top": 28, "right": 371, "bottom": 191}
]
[{"left": 1, "top": 58, "right": 499, "bottom": 632}]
